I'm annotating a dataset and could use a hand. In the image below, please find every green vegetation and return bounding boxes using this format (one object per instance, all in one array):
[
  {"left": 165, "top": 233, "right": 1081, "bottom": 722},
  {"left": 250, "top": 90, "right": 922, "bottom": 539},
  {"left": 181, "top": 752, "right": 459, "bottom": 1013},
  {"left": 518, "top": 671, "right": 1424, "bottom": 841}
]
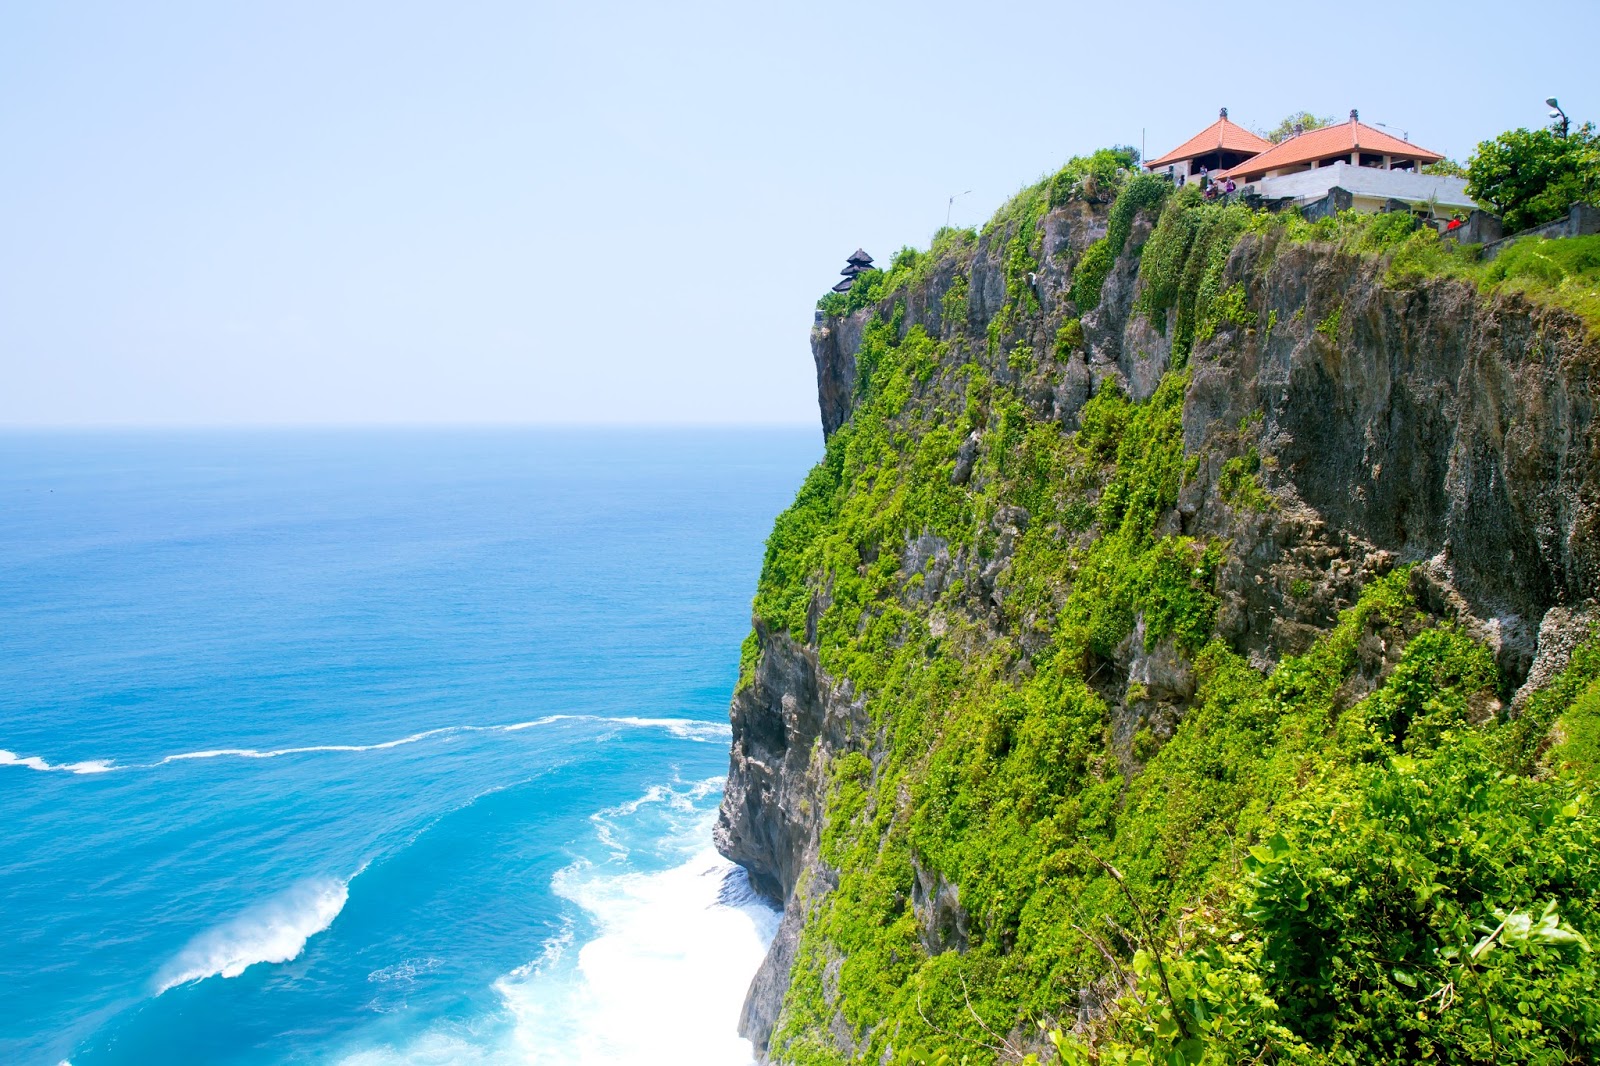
[
  {"left": 818, "top": 268, "right": 887, "bottom": 317},
  {"left": 1554, "top": 680, "right": 1600, "bottom": 788},
  {"left": 1054, "top": 673, "right": 1600, "bottom": 1064},
  {"left": 1049, "top": 146, "right": 1142, "bottom": 207},
  {"left": 819, "top": 229, "right": 982, "bottom": 317},
  {"left": 1069, "top": 174, "right": 1171, "bottom": 312},
  {"left": 767, "top": 146, "right": 1600, "bottom": 1065},
  {"left": 1218, "top": 446, "right": 1270, "bottom": 511},
  {"left": 1142, "top": 194, "right": 1600, "bottom": 335},
  {"left": 1260, "top": 111, "right": 1333, "bottom": 144},
  {"left": 1467, "top": 122, "right": 1600, "bottom": 233},
  {"left": 1054, "top": 318, "right": 1084, "bottom": 357},
  {"left": 758, "top": 378, "right": 1600, "bottom": 1062},
  {"left": 1389, "top": 228, "right": 1600, "bottom": 331},
  {"left": 755, "top": 330, "right": 1237, "bottom": 1063},
  {"left": 1133, "top": 187, "right": 1251, "bottom": 363}
]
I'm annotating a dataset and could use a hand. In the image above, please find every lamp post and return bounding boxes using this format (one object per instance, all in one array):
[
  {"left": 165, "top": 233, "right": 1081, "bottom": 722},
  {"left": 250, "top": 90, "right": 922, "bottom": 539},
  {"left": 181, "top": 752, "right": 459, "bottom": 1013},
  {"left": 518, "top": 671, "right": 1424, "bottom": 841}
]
[
  {"left": 1547, "top": 97, "right": 1569, "bottom": 138},
  {"left": 946, "top": 190, "right": 971, "bottom": 230}
]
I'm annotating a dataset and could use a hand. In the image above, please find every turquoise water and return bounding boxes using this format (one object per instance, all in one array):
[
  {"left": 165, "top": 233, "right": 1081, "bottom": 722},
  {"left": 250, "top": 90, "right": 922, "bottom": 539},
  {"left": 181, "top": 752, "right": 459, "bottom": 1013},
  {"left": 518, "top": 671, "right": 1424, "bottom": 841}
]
[{"left": 0, "top": 429, "right": 816, "bottom": 1066}]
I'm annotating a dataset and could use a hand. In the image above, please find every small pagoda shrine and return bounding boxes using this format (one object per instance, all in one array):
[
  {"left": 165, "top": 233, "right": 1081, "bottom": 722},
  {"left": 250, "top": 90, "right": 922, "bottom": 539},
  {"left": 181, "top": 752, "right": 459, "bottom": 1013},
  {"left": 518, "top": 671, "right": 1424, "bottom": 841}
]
[{"left": 831, "top": 248, "right": 875, "bottom": 293}]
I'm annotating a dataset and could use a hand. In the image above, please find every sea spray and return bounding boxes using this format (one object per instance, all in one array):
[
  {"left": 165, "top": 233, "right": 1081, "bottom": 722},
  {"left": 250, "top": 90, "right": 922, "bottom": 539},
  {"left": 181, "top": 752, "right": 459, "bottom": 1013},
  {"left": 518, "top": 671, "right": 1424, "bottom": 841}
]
[
  {"left": 496, "top": 847, "right": 778, "bottom": 1065},
  {"left": 154, "top": 876, "right": 352, "bottom": 993},
  {"left": 326, "top": 782, "right": 778, "bottom": 1066}
]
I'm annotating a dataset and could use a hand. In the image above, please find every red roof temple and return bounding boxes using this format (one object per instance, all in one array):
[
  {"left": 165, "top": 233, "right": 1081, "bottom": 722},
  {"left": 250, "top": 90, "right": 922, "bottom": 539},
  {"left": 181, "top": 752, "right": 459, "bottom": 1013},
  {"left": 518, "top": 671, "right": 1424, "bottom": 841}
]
[
  {"left": 1144, "top": 108, "right": 1272, "bottom": 184},
  {"left": 1140, "top": 107, "right": 1470, "bottom": 220},
  {"left": 1220, "top": 111, "right": 1443, "bottom": 182}
]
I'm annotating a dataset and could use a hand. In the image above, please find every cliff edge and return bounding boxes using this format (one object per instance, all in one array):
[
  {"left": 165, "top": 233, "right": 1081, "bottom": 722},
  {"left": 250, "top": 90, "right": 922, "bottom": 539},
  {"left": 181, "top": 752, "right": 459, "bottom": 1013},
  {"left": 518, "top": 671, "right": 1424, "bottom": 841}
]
[{"left": 717, "top": 173, "right": 1600, "bottom": 1064}]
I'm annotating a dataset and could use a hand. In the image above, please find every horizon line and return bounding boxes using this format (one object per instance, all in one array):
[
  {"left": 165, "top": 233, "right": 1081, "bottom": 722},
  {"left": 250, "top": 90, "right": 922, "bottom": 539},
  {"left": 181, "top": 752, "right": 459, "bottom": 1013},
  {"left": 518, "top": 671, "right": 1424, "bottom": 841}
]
[{"left": 0, "top": 419, "right": 822, "bottom": 433}]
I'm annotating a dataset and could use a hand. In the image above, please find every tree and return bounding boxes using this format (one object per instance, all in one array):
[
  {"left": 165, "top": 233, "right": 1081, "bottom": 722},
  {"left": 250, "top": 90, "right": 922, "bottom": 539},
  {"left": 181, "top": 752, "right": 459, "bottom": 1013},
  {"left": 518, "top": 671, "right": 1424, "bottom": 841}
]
[
  {"left": 1422, "top": 158, "right": 1467, "bottom": 178},
  {"left": 1466, "top": 123, "right": 1600, "bottom": 232},
  {"left": 1259, "top": 111, "right": 1332, "bottom": 144}
]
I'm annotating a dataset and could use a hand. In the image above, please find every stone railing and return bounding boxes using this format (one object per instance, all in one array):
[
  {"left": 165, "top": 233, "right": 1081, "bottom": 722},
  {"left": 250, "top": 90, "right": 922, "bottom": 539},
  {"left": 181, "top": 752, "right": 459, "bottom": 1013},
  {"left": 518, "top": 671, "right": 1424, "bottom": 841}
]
[{"left": 1479, "top": 203, "right": 1600, "bottom": 259}]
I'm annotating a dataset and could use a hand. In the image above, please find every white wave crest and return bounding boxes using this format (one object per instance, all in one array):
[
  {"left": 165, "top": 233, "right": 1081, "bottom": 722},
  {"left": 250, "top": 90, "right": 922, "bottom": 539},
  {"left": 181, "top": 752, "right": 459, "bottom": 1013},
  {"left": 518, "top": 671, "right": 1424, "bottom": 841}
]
[
  {"left": 153, "top": 875, "right": 350, "bottom": 993},
  {"left": 0, "top": 749, "right": 118, "bottom": 774},
  {"left": 3, "top": 714, "right": 730, "bottom": 779},
  {"left": 156, "top": 726, "right": 464, "bottom": 765},
  {"left": 609, "top": 717, "right": 733, "bottom": 742}
]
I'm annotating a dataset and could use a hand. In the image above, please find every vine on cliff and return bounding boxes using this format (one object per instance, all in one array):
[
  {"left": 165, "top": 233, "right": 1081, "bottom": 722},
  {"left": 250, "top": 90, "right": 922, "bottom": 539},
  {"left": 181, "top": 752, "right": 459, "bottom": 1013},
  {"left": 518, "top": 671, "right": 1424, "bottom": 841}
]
[
  {"left": 1134, "top": 190, "right": 1252, "bottom": 364},
  {"left": 1068, "top": 173, "right": 1172, "bottom": 313}
]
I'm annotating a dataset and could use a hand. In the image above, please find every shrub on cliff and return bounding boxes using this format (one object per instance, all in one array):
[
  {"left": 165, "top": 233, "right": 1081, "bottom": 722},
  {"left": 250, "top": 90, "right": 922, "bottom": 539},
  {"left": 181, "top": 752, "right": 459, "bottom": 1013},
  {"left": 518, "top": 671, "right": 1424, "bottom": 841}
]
[
  {"left": 1048, "top": 146, "right": 1142, "bottom": 207},
  {"left": 1052, "top": 637, "right": 1600, "bottom": 1065},
  {"left": 1467, "top": 122, "right": 1600, "bottom": 232}
]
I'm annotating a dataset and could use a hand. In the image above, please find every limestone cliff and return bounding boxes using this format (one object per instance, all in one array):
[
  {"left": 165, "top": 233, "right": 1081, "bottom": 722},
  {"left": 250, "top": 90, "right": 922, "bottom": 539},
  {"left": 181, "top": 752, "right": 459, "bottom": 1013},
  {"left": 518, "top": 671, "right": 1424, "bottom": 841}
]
[{"left": 715, "top": 178, "right": 1600, "bottom": 1063}]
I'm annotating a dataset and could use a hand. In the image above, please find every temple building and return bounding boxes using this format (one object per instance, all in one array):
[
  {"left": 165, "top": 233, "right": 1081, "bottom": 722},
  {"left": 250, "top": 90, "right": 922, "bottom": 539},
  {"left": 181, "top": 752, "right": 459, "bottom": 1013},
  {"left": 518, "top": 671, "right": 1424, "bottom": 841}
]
[
  {"left": 832, "top": 248, "right": 874, "bottom": 293},
  {"left": 1143, "top": 108, "right": 1272, "bottom": 186},
  {"left": 1221, "top": 111, "right": 1442, "bottom": 181},
  {"left": 1146, "top": 108, "right": 1475, "bottom": 220}
]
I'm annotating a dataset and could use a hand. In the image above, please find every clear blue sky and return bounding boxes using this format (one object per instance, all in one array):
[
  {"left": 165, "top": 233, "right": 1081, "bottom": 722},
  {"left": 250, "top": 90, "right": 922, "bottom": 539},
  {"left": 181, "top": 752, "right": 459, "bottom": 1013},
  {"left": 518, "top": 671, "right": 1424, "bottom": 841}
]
[{"left": 3, "top": 0, "right": 1594, "bottom": 427}]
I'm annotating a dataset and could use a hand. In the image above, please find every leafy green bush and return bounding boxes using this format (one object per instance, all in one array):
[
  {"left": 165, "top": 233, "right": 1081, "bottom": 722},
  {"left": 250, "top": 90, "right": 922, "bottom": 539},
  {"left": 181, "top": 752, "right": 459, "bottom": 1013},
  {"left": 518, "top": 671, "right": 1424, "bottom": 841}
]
[
  {"left": 1219, "top": 446, "right": 1270, "bottom": 511},
  {"left": 1054, "top": 318, "right": 1084, "bottom": 358},
  {"left": 1048, "top": 146, "right": 1141, "bottom": 208},
  {"left": 1554, "top": 680, "right": 1600, "bottom": 787},
  {"left": 1261, "top": 111, "right": 1333, "bottom": 144},
  {"left": 1468, "top": 122, "right": 1600, "bottom": 232},
  {"left": 818, "top": 268, "right": 888, "bottom": 316},
  {"left": 1053, "top": 626, "right": 1600, "bottom": 1066}
]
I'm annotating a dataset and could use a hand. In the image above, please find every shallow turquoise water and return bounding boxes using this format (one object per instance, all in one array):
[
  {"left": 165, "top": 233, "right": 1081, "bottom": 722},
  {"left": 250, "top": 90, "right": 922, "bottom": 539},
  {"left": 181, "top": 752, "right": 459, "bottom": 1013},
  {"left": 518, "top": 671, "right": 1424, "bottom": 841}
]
[{"left": 0, "top": 428, "right": 816, "bottom": 1065}]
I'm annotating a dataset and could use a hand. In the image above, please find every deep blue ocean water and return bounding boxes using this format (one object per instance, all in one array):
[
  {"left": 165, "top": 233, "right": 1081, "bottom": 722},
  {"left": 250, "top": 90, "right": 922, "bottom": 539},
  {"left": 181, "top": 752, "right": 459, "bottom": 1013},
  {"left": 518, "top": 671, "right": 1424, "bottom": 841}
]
[{"left": 0, "top": 428, "right": 818, "bottom": 1066}]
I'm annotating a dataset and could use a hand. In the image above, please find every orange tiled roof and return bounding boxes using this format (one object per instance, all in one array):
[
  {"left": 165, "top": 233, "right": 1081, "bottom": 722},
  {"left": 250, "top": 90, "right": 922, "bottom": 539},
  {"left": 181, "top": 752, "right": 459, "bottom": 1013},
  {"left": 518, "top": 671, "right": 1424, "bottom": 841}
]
[
  {"left": 1221, "top": 118, "right": 1443, "bottom": 180},
  {"left": 1145, "top": 112, "right": 1273, "bottom": 168}
]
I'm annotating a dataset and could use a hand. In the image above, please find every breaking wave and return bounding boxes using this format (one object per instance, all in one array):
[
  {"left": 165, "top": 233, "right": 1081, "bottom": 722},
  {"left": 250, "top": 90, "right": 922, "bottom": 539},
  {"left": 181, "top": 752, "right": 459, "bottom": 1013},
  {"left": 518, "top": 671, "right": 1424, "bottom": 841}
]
[
  {"left": 495, "top": 842, "right": 778, "bottom": 1065},
  {"left": 153, "top": 875, "right": 353, "bottom": 993},
  {"left": 327, "top": 781, "right": 776, "bottom": 1066},
  {"left": 0, "top": 749, "right": 116, "bottom": 775},
  {"left": 0, "top": 716, "right": 731, "bottom": 776}
]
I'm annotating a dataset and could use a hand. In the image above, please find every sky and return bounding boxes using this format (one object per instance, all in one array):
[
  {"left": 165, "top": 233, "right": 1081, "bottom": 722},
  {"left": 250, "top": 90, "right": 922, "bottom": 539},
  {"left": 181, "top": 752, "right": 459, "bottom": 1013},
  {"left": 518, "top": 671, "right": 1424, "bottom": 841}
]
[{"left": 2, "top": 0, "right": 1596, "bottom": 428}]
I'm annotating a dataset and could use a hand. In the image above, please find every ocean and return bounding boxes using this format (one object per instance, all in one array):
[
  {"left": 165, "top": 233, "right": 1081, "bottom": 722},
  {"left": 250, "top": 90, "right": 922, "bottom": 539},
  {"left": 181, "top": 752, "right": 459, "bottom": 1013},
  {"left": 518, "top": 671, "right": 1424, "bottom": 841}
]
[{"left": 0, "top": 428, "right": 818, "bottom": 1066}]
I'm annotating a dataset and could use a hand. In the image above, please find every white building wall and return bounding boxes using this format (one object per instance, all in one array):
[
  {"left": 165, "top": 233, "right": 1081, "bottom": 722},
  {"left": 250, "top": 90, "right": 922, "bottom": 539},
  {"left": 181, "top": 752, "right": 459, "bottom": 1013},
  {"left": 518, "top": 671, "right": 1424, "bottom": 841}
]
[{"left": 1250, "top": 162, "right": 1474, "bottom": 212}]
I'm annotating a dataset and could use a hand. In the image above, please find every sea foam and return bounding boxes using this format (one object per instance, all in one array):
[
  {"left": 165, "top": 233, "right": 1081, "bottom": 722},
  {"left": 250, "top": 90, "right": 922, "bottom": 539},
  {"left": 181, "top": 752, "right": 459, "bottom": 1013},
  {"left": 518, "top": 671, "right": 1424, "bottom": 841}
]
[
  {"left": 153, "top": 875, "right": 351, "bottom": 993},
  {"left": 494, "top": 842, "right": 779, "bottom": 1065},
  {"left": 328, "top": 781, "right": 777, "bottom": 1066},
  {"left": 0, "top": 749, "right": 116, "bottom": 774},
  {"left": 2, "top": 716, "right": 728, "bottom": 778}
]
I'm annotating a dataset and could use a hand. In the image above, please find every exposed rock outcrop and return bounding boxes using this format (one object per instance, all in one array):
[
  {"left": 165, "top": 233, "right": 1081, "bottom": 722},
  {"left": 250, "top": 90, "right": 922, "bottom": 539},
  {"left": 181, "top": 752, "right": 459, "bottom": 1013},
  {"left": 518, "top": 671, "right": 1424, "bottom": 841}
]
[{"left": 714, "top": 621, "right": 868, "bottom": 1050}]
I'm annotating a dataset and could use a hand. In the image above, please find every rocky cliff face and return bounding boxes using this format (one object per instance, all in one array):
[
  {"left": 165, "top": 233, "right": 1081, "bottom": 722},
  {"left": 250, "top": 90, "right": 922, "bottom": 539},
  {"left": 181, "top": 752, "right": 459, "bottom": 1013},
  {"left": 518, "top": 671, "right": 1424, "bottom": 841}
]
[
  {"left": 714, "top": 622, "right": 864, "bottom": 1049},
  {"left": 716, "top": 190, "right": 1599, "bottom": 1061}
]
